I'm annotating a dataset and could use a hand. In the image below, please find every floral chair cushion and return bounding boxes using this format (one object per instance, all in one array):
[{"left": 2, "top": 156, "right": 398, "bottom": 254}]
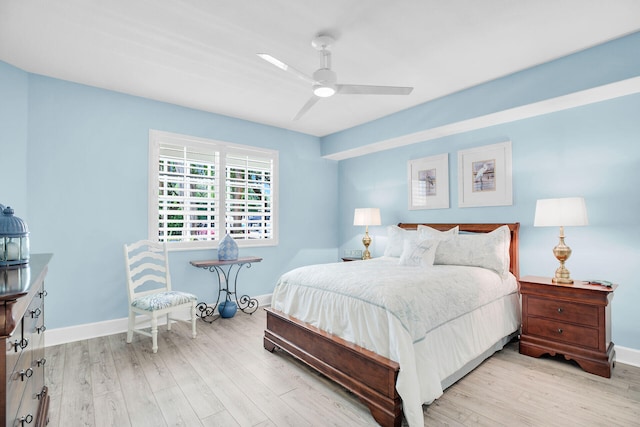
[{"left": 132, "top": 290, "right": 197, "bottom": 311}]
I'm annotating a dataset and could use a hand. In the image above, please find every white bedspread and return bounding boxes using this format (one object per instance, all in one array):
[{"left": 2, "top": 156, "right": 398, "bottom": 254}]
[{"left": 271, "top": 256, "right": 520, "bottom": 427}]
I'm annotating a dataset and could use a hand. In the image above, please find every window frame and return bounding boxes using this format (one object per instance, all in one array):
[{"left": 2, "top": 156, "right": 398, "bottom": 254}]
[{"left": 148, "top": 130, "right": 279, "bottom": 250}]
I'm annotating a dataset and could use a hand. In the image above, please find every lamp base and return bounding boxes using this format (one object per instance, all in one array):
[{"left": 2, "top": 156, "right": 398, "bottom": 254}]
[
  {"left": 362, "top": 230, "right": 372, "bottom": 260},
  {"left": 552, "top": 230, "right": 574, "bottom": 284},
  {"left": 552, "top": 276, "right": 574, "bottom": 284},
  {"left": 552, "top": 262, "right": 574, "bottom": 283}
]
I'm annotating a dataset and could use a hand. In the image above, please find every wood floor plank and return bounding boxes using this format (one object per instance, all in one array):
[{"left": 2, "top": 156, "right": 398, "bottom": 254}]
[
  {"left": 130, "top": 333, "right": 178, "bottom": 392},
  {"left": 93, "top": 390, "right": 132, "bottom": 427},
  {"left": 204, "top": 343, "right": 313, "bottom": 427},
  {"left": 279, "top": 383, "right": 376, "bottom": 427},
  {"left": 57, "top": 340, "right": 95, "bottom": 427},
  {"left": 107, "top": 333, "right": 167, "bottom": 427},
  {"left": 43, "top": 309, "right": 640, "bottom": 427},
  {"left": 44, "top": 343, "right": 65, "bottom": 397},
  {"left": 44, "top": 343, "right": 65, "bottom": 427},
  {"left": 164, "top": 322, "right": 269, "bottom": 427},
  {"left": 424, "top": 395, "right": 475, "bottom": 425},
  {"left": 158, "top": 331, "right": 226, "bottom": 419},
  {"left": 200, "top": 409, "right": 241, "bottom": 427},
  {"left": 89, "top": 336, "right": 121, "bottom": 397},
  {"left": 154, "top": 385, "right": 204, "bottom": 427}
]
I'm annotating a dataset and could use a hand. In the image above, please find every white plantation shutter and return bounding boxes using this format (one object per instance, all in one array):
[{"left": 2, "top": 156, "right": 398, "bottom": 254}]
[
  {"left": 157, "top": 144, "right": 219, "bottom": 243},
  {"left": 225, "top": 153, "right": 273, "bottom": 239},
  {"left": 149, "top": 131, "right": 278, "bottom": 249}
]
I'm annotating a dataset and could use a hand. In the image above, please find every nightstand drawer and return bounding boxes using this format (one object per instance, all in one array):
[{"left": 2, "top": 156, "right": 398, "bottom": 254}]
[
  {"left": 527, "top": 296, "right": 598, "bottom": 327},
  {"left": 527, "top": 317, "right": 599, "bottom": 349}
]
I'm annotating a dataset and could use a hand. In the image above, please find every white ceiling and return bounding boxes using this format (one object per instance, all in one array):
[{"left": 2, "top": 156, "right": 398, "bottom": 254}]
[{"left": 2, "top": 1, "right": 640, "bottom": 137}]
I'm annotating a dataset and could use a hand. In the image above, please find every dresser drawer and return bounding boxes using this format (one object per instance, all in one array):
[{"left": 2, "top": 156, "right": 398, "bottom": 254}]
[
  {"left": 13, "top": 388, "right": 39, "bottom": 427},
  {"left": 30, "top": 345, "right": 47, "bottom": 401},
  {"left": 6, "top": 345, "right": 33, "bottom": 424},
  {"left": 527, "top": 296, "right": 598, "bottom": 327},
  {"left": 527, "top": 316, "right": 599, "bottom": 349},
  {"left": 6, "top": 333, "right": 23, "bottom": 379},
  {"left": 24, "top": 293, "right": 44, "bottom": 334}
]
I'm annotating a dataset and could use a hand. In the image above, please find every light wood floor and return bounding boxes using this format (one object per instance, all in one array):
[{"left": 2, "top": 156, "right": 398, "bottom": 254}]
[{"left": 45, "top": 308, "right": 640, "bottom": 426}]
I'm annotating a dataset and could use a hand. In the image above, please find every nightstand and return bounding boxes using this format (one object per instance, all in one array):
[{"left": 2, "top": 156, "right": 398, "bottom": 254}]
[
  {"left": 519, "top": 275, "right": 616, "bottom": 377},
  {"left": 341, "top": 257, "right": 362, "bottom": 262}
]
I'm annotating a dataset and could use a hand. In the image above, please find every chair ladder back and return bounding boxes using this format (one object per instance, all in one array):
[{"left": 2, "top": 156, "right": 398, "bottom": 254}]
[{"left": 124, "top": 240, "right": 173, "bottom": 303}]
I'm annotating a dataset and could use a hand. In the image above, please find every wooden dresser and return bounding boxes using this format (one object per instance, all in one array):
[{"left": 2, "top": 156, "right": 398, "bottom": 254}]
[
  {"left": 0, "top": 254, "right": 52, "bottom": 426},
  {"left": 519, "top": 275, "right": 616, "bottom": 378}
]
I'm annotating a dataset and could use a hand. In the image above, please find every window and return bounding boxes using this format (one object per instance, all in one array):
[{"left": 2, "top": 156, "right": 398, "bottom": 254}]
[{"left": 148, "top": 130, "right": 278, "bottom": 249}]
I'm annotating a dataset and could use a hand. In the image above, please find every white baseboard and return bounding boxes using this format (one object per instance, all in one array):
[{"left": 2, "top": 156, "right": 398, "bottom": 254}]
[
  {"left": 615, "top": 345, "right": 640, "bottom": 368},
  {"left": 46, "top": 293, "right": 273, "bottom": 347}
]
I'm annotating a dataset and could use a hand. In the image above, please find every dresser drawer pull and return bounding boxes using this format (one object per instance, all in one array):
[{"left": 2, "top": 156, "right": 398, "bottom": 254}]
[
  {"left": 30, "top": 307, "right": 42, "bottom": 318},
  {"left": 36, "top": 358, "right": 47, "bottom": 367},
  {"left": 557, "top": 307, "right": 563, "bottom": 313},
  {"left": 38, "top": 290, "right": 48, "bottom": 298},
  {"left": 19, "top": 368, "right": 34, "bottom": 381},
  {"left": 36, "top": 325, "right": 47, "bottom": 334},
  {"left": 17, "top": 414, "right": 34, "bottom": 425},
  {"left": 557, "top": 328, "right": 563, "bottom": 334},
  {"left": 13, "top": 338, "right": 29, "bottom": 352}
]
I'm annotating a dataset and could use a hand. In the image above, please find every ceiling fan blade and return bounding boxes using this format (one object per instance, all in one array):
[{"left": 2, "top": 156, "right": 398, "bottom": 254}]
[
  {"left": 293, "top": 96, "right": 320, "bottom": 121},
  {"left": 337, "top": 84, "right": 413, "bottom": 95},
  {"left": 257, "top": 53, "right": 316, "bottom": 84}
]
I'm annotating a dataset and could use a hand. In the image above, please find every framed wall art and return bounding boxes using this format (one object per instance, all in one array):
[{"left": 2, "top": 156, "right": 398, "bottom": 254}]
[
  {"left": 407, "top": 153, "right": 449, "bottom": 210},
  {"left": 457, "top": 140, "right": 512, "bottom": 208}
]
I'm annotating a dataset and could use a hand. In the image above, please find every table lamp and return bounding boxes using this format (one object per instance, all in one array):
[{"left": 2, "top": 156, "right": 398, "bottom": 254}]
[
  {"left": 353, "top": 208, "right": 381, "bottom": 260},
  {"left": 534, "top": 197, "right": 588, "bottom": 284}
]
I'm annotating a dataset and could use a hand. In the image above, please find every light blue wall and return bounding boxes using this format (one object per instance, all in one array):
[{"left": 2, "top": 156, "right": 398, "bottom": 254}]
[
  {"left": 1, "top": 30, "right": 638, "bottom": 351},
  {"left": 0, "top": 61, "right": 29, "bottom": 216},
  {"left": 322, "top": 31, "right": 640, "bottom": 158},
  {"left": 334, "top": 33, "right": 640, "bottom": 350},
  {"left": 15, "top": 73, "right": 338, "bottom": 329}
]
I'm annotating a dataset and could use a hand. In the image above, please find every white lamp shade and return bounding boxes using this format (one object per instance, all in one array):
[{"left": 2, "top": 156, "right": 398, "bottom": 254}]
[
  {"left": 534, "top": 197, "right": 588, "bottom": 227},
  {"left": 353, "top": 208, "right": 381, "bottom": 226}
]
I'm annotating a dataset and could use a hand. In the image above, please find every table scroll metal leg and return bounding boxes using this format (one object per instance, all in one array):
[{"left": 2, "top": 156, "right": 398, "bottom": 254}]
[
  {"left": 196, "top": 302, "right": 218, "bottom": 323},
  {"left": 237, "top": 293, "right": 259, "bottom": 314},
  {"left": 230, "top": 263, "right": 259, "bottom": 314},
  {"left": 196, "top": 265, "right": 225, "bottom": 323}
]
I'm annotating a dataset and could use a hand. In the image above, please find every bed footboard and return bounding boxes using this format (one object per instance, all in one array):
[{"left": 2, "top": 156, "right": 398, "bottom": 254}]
[{"left": 263, "top": 307, "right": 402, "bottom": 427}]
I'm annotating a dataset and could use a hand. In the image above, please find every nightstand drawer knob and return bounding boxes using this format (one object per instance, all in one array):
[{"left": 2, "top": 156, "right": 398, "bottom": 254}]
[
  {"left": 557, "top": 328, "right": 563, "bottom": 334},
  {"left": 557, "top": 307, "right": 563, "bottom": 313}
]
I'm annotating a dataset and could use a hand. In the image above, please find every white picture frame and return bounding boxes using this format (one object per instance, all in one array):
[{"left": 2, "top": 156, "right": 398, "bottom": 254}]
[
  {"left": 457, "top": 140, "right": 512, "bottom": 208},
  {"left": 408, "top": 153, "right": 449, "bottom": 210}
]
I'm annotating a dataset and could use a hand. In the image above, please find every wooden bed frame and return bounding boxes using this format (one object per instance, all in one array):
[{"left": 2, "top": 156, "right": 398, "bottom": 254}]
[{"left": 263, "top": 223, "right": 520, "bottom": 427}]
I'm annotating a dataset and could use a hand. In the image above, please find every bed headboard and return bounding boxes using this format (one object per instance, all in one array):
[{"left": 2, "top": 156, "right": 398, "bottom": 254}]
[{"left": 396, "top": 223, "right": 520, "bottom": 280}]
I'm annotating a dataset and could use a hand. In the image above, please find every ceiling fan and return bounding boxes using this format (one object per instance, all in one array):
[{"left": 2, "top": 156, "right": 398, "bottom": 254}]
[{"left": 257, "top": 34, "right": 414, "bottom": 121}]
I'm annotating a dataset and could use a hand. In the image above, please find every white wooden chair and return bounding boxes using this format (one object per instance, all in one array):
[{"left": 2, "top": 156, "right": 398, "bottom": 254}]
[{"left": 123, "top": 240, "right": 197, "bottom": 353}]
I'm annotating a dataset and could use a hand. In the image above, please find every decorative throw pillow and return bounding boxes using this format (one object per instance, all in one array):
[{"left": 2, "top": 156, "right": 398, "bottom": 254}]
[
  {"left": 417, "top": 225, "right": 459, "bottom": 241},
  {"left": 434, "top": 225, "right": 511, "bottom": 277},
  {"left": 384, "top": 225, "right": 417, "bottom": 257},
  {"left": 399, "top": 238, "right": 439, "bottom": 267}
]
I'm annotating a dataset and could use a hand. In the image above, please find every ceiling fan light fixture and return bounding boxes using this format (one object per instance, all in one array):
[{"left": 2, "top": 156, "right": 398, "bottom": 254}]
[
  {"left": 313, "top": 84, "right": 336, "bottom": 97},
  {"left": 312, "top": 68, "right": 337, "bottom": 97}
]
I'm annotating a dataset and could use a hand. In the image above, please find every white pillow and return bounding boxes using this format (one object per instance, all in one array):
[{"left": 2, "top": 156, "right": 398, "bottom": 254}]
[
  {"left": 399, "top": 238, "right": 439, "bottom": 267},
  {"left": 434, "top": 225, "right": 511, "bottom": 277},
  {"left": 384, "top": 225, "right": 417, "bottom": 257},
  {"left": 417, "top": 225, "right": 459, "bottom": 241}
]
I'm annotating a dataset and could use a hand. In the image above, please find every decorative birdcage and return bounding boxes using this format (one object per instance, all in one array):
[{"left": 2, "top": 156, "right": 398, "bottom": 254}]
[{"left": 0, "top": 205, "right": 30, "bottom": 267}]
